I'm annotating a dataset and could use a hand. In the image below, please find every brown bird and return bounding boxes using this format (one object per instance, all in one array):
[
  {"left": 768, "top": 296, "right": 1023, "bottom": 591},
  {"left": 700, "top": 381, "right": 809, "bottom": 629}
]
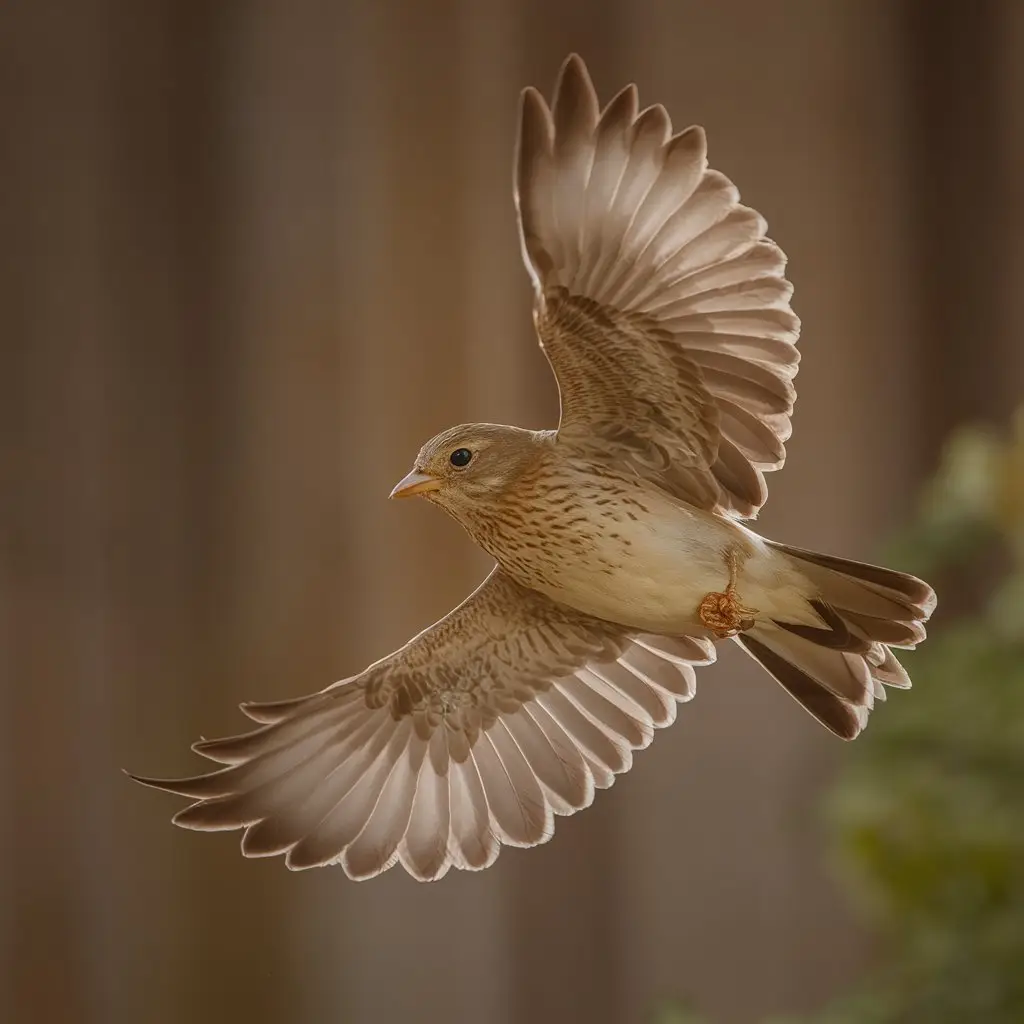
[{"left": 130, "top": 55, "right": 936, "bottom": 881}]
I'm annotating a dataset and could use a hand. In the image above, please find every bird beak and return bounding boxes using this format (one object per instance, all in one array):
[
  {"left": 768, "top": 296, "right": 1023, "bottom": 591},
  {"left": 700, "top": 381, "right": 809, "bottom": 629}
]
[{"left": 389, "top": 470, "right": 442, "bottom": 499}]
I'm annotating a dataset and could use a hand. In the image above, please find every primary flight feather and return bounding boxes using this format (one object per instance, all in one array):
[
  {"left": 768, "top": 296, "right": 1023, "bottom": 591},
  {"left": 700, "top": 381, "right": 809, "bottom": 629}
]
[{"left": 131, "top": 55, "right": 935, "bottom": 881}]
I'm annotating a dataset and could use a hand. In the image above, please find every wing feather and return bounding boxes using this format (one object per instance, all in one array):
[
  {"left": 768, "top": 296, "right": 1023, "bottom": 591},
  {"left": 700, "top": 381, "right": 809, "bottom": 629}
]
[
  {"left": 516, "top": 54, "right": 800, "bottom": 517},
  {"left": 129, "top": 568, "right": 712, "bottom": 880}
]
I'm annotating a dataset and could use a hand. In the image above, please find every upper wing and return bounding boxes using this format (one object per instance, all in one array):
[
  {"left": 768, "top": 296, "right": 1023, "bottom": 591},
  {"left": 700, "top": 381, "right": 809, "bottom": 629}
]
[
  {"left": 516, "top": 55, "right": 800, "bottom": 517},
  {"left": 130, "top": 568, "right": 715, "bottom": 881}
]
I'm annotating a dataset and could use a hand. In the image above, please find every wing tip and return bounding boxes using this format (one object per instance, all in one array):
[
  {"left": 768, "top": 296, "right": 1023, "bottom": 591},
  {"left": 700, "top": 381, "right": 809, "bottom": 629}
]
[
  {"left": 559, "top": 52, "right": 589, "bottom": 81},
  {"left": 555, "top": 54, "right": 597, "bottom": 106},
  {"left": 238, "top": 696, "right": 311, "bottom": 724},
  {"left": 598, "top": 82, "right": 639, "bottom": 134},
  {"left": 125, "top": 768, "right": 204, "bottom": 798},
  {"left": 635, "top": 101, "right": 673, "bottom": 141},
  {"left": 516, "top": 86, "right": 554, "bottom": 174}
]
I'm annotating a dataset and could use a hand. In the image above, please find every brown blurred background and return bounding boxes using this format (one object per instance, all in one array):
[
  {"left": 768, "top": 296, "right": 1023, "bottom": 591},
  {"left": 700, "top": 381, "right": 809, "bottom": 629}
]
[{"left": 4, "top": 1, "right": 1023, "bottom": 1022}]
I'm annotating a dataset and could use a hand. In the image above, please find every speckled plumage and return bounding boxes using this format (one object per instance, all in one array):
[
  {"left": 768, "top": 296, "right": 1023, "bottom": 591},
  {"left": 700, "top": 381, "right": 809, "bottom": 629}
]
[{"left": 131, "top": 55, "right": 935, "bottom": 882}]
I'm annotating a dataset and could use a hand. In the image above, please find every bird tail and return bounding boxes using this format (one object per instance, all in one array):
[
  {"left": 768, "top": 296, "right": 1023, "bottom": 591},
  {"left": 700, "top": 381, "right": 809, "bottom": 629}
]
[{"left": 736, "top": 542, "right": 936, "bottom": 739}]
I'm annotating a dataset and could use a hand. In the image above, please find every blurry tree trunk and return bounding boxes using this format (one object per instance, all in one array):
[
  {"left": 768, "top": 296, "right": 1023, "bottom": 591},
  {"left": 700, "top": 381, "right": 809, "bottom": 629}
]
[{"left": 4, "top": 2, "right": 299, "bottom": 1021}]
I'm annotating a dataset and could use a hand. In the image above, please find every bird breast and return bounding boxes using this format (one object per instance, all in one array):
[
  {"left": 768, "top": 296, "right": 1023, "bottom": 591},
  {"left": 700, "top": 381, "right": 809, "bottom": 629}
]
[{"left": 473, "top": 469, "right": 757, "bottom": 634}]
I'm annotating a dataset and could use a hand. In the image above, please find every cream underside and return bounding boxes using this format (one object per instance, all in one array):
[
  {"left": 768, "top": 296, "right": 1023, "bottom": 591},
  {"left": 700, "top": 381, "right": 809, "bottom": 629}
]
[{"left": 529, "top": 492, "right": 820, "bottom": 635}]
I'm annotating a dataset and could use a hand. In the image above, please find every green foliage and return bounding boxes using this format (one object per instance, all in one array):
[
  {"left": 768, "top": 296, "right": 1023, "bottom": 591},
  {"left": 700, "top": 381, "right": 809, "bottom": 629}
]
[
  {"left": 653, "top": 411, "right": 1024, "bottom": 1024},
  {"left": 808, "top": 411, "right": 1024, "bottom": 1023},
  {"left": 649, "top": 999, "right": 711, "bottom": 1024}
]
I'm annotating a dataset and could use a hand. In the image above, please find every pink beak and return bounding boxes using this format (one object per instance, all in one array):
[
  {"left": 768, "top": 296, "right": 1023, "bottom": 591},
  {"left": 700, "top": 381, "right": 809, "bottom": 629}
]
[{"left": 389, "top": 470, "right": 442, "bottom": 499}]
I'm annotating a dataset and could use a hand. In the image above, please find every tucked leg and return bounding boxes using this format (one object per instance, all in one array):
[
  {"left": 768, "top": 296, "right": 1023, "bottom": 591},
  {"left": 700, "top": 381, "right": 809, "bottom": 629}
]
[{"left": 698, "top": 547, "right": 758, "bottom": 639}]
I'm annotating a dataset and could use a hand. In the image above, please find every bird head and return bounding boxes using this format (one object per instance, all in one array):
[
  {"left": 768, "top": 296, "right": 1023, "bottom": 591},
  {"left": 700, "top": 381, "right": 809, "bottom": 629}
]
[{"left": 389, "top": 423, "right": 546, "bottom": 514}]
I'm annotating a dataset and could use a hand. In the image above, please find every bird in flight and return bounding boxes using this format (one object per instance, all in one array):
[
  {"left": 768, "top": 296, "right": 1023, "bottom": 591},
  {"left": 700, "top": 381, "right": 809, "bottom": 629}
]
[{"left": 131, "top": 55, "right": 935, "bottom": 881}]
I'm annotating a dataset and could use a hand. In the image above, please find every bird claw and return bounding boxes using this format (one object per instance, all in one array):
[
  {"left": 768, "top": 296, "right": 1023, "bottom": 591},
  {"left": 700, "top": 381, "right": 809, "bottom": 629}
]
[
  {"left": 698, "top": 546, "right": 758, "bottom": 638},
  {"left": 698, "top": 590, "right": 758, "bottom": 638}
]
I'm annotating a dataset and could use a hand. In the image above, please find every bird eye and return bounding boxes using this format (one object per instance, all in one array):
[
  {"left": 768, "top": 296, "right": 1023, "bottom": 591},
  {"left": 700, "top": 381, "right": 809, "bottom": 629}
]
[{"left": 449, "top": 448, "right": 473, "bottom": 468}]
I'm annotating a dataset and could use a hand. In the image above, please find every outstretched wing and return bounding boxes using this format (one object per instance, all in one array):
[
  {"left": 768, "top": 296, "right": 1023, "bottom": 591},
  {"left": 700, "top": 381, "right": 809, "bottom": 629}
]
[
  {"left": 130, "top": 568, "right": 715, "bottom": 881},
  {"left": 516, "top": 54, "right": 800, "bottom": 517}
]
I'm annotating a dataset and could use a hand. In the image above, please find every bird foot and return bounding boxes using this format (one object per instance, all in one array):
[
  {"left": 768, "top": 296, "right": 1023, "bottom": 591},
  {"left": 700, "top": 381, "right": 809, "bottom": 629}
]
[
  {"left": 698, "top": 545, "right": 758, "bottom": 638},
  {"left": 698, "top": 590, "right": 758, "bottom": 639}
]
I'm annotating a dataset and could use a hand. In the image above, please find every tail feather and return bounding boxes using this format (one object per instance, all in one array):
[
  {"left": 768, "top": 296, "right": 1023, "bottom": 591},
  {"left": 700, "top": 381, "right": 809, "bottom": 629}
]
[
  {"left": 739, "top": 543, "right": 935, "bottom": 739},
  {"left": 841, "top": 609, "right": 926, "bottom": 649},
  {"left": 738, "top": 632, "right": 870, "bottom": 740},
  {"left": 773, "top": 598, "right": 872, "bottom": 653},
  {"left": 769, "top": 540, "right": 935, "bottom": 625}
]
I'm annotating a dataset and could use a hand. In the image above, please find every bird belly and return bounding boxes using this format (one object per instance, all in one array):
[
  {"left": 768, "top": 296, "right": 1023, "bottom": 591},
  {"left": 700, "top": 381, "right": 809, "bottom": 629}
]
[{"left": 518, "top": 495, "right": 812, "bottom": 635}]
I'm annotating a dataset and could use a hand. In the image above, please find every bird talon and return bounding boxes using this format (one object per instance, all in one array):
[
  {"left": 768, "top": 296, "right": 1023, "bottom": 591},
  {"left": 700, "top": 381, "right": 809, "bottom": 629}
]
[
  {"left": 698, "top": 547, "right": 758, "bottom": 638},
  {"left": 698, "top": 591, "right": 758, "bottom": 638}
]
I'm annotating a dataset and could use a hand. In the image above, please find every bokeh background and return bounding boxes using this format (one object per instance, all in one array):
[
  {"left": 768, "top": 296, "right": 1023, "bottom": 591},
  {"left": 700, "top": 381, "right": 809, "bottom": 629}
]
[{"left": 5, "top": 1, "right": 1024, "bottom": 1022}]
